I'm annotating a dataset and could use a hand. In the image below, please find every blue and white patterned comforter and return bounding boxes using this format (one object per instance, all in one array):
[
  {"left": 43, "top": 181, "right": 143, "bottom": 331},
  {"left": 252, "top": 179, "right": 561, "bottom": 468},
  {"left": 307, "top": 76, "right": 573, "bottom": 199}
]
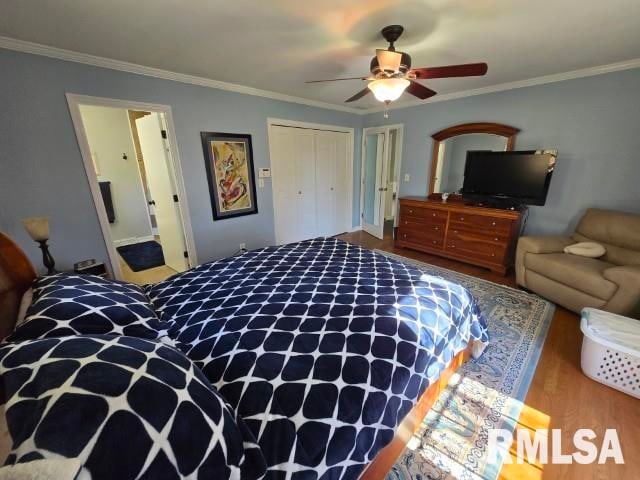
[{"left": 146, "top": 238, "right": 488, "bottom": 479}]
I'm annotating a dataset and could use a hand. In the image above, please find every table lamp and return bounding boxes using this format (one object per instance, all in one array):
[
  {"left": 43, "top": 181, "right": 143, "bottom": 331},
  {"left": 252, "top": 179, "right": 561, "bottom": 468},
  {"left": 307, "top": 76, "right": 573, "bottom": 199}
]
[{"left": 22, "top": 217, "right": 57, "bottom": 275}]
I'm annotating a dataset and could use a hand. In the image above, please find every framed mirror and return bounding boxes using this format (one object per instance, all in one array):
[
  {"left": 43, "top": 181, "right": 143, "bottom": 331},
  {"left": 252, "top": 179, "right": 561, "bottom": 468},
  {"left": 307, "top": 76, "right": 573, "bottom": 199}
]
[{"left": 428, "top": 122, "right": 520, "bottom": 195}]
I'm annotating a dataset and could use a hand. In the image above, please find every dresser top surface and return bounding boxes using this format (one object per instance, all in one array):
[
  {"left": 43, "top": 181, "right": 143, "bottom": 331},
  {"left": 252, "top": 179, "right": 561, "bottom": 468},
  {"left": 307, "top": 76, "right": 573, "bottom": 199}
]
[{"left": 399, "top": 196, "right": 524, "bottom": 219}]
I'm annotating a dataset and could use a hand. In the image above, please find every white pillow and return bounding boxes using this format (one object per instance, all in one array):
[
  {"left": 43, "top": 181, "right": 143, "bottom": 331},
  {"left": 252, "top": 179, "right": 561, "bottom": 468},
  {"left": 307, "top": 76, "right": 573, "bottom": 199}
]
[
  {"left": 15, "top": 288, "right": 33, "bottom": 327},
  {"left": 564, "top": 242, "right": 606, "bottom": 258}
]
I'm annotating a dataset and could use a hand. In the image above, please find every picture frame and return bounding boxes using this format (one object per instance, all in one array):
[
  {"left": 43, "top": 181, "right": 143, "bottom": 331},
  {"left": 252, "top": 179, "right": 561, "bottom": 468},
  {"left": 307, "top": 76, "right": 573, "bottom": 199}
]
[{"left": 201, "top": 132, "right": 258, "bottom": 220}]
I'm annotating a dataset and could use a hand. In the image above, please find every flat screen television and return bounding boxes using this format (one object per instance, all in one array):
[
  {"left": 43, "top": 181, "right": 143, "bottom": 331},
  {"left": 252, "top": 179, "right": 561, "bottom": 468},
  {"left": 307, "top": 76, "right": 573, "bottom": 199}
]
[{"left": 461, "top": 150, "right": 557, "bottom": 206}]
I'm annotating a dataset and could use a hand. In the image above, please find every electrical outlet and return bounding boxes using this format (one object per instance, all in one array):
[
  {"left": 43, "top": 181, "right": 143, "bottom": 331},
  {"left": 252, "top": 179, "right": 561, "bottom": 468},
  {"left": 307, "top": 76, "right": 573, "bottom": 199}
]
[
  {"left": 404, "top": 173, "right": 411, "bottom": 182},
  {"left": 239, "top": 243, "right": 246, "bottom": 251},
  {"left": 258, "top": 178, "right": 265, "bottom": 188}
]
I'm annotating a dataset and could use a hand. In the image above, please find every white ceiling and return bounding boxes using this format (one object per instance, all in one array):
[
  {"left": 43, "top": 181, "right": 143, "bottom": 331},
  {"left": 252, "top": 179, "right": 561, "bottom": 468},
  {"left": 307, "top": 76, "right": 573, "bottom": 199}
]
[{"left": 2, "top": 0, "right": 640, "bottom": 110}]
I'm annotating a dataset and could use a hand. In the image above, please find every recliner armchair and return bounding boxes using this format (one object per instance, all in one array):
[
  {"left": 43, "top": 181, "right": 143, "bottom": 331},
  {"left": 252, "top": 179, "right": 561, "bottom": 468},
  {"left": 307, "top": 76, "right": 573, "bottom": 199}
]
[{"left": 516, "top": 208, "right": 640, "bottom": 318}]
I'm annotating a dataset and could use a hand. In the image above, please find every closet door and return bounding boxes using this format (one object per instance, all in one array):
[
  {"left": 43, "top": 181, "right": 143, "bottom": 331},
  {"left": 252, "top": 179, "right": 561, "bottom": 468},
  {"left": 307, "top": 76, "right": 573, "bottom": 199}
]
[
  {"left": 315, "top": 131, "right": 349, "bottom": 237},
  {"left": 270, "top": 126, "right": 316, "bottom": 244},
  {"left": 314, "top": 131, "right": 337, "bottom": 237}
]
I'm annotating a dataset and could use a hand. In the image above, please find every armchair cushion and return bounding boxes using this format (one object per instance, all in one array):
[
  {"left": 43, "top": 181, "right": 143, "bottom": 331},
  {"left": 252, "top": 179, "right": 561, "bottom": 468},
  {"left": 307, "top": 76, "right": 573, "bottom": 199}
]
[{"left": 524, "top": 253, "right": 617, "bottom": 300}]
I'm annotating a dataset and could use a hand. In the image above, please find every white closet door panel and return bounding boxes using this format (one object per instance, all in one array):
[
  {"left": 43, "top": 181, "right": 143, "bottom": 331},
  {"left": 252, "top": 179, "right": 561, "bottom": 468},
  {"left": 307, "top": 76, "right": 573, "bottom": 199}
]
[
  {"left": 270, "top": 126, "right": 300, "bottom": 244},
  {"left": 294, "top": 129, "right": 317, "bottom": 241},
  {"left": 333, "top": 133, "right": 350, "bottom": 235},
  {"left": 314, "top": 130, "right": 336, "bottom": 238}
]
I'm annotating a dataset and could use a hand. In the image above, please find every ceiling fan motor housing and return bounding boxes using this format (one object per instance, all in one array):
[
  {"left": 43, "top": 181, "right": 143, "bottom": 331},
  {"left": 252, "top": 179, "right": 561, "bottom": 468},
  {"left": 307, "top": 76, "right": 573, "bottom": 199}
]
[{"left": 370, "top": 52, "right": 412, "bottom": 76}]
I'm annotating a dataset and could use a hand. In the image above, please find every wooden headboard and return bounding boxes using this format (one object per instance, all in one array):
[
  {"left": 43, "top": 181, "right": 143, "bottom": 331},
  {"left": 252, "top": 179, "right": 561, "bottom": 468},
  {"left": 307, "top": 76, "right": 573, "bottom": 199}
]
[{"left": 0, "top": 233, "right": 37, "bottom": 339}]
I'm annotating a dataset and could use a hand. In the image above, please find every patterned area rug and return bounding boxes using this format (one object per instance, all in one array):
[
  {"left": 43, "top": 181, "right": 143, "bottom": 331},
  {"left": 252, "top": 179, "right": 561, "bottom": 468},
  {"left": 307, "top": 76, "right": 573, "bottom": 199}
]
[{"left": 375, "top": 251, "right": 555, "bottom": 480}]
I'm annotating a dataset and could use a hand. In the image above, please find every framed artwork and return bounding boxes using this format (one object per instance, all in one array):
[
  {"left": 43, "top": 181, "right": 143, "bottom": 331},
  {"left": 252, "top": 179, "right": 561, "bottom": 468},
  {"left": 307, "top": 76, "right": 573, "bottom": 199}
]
[{"left": 201, "top": 132, "right": 258, "bottom": 220}]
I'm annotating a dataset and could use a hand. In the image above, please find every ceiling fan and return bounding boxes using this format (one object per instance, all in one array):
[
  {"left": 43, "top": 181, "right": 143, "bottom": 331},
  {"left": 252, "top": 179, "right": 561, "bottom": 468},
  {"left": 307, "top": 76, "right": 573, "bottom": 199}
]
[{"left": 306, "top": 25, "right": 488, "bottom": 108}]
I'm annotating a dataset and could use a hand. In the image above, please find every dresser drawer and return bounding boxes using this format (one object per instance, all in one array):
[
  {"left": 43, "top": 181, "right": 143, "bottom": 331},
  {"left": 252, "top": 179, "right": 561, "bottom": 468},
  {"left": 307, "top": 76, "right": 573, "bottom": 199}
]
[
  {"left": 400, "top": 205, "right": 448, "bottom": 222},
  {"left": 398, "top": 228, "right": 445, "bottom": 248},
  {"left": 448, "top": 226, "right": 510, "bottom": 245},
  {"left": 449, "top": 213, "right": 512, "bottom": 234},
  {"left": 400, "top": 217, "right": 445, "bottom": 235},
  {"left": 445, "top": 236, "right": 506, "bottom": 263}
]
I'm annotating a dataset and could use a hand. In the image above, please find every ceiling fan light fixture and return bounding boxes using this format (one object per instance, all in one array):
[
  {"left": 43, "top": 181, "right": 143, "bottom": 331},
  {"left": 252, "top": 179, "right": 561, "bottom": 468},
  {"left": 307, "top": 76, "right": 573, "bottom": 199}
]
[{"left": 367, "top": 78, "right": 410, "bottom": 102}]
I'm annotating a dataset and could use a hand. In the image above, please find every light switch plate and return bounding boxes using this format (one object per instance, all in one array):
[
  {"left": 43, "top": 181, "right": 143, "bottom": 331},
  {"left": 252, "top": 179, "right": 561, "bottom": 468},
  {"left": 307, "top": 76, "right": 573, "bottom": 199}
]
[
  {"left": 404, "top": 173, "right": 411, "bottom": 182},
  {"left": 258, "top": 168, "right": 271, "bottom": 178}
]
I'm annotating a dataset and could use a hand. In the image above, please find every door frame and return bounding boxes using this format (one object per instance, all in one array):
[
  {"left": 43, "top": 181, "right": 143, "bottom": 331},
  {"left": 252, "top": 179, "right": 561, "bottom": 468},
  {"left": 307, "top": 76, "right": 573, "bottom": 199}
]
[
  {"left": 266, "top": 118, "right": 355, "bottom": 245},
  {"left": 66, "top": 93, "right": 198, "bottom": 280},
  {"left": 360, "top": 124, "right": 404, "bottom": 236}
]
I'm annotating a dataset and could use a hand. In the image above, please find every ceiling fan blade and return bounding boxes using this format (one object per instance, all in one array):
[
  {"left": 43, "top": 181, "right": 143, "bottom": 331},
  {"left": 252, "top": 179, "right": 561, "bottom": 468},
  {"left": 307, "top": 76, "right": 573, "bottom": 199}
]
[
  {"left": 411, "top": 63, "right": 488, "bottom": 79},
  {"left": 376, "top": 49, "right": 402, "bottom": 73},
  {"left": 345, "top": 88, "right": 371, "bottom": 103},
  {"left": 306, "top": 76, "right": 368, "bottom": 83},
  {"left": 406, "top": 81, "right": 437, "bottom": 100}
]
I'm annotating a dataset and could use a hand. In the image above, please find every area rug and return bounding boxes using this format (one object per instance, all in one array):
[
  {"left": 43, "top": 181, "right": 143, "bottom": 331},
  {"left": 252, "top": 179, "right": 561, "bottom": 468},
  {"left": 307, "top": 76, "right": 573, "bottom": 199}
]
[
  {"left": 116, "top": 241, "right": 165, "bottom": 272},
  {"left": 374, "top": 250, "right": 555, "bottom": 480}
]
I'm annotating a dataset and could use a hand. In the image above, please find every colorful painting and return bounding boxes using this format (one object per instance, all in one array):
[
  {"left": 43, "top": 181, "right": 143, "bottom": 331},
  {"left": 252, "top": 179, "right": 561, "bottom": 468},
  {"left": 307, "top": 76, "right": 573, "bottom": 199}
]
[{"left": 201, "top": 132, "right": 258, "bottom": 220}]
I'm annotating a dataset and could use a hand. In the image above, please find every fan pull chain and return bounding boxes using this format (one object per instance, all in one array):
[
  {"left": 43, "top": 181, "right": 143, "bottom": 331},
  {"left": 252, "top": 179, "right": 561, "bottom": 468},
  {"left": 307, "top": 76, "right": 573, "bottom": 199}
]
[{"left": 384, "top": 100, "right": 390, "bottom": 118}]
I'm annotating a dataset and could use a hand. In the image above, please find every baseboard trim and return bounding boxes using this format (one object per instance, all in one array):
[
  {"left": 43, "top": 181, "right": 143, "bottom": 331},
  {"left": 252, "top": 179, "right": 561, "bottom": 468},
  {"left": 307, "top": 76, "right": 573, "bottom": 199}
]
[{"left": 113, "top": 235, "right": 156, "bottom": 248}]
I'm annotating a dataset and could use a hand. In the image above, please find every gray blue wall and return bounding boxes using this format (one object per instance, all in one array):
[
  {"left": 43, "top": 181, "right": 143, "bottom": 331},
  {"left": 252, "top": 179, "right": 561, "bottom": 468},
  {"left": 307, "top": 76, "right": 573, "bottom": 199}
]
[
  {"left": 2, "top": 47, "right": 640, "bottom": 274},
  {"left": 0, "top": 49, "right": 362, "bottom": 272},
  {"left": 363, "top": 68, "right": 640, "bottom": 235}
]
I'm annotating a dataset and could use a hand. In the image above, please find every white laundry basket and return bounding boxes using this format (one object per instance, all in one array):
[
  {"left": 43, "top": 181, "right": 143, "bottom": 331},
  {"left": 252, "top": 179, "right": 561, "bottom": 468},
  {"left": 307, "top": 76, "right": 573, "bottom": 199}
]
[{"left": 580, "top": 308, "right": 640, "bottom": 399}]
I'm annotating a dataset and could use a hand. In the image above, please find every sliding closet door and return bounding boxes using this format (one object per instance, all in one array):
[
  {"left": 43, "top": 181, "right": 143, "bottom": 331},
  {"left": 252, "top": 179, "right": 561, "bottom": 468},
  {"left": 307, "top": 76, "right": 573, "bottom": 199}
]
[
  {"left": 270, "top": 126, "right": 316, "bottom": 244},
  {"left": 315, "top": 130, "right": 349, "bottom": 237}
]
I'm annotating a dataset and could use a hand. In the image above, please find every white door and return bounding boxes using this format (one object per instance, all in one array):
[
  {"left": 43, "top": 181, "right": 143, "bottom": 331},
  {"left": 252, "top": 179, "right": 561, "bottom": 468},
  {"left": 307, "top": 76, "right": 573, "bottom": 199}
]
[
  {"left": 136, "top": 113, "right": 188, "bottom": 272},
  {"left": 315, "top": 130, "right": 350, "bottom": 237},
  {"left": 362, "top": 130, "right": 388, "bottom": 239},
  {"left": 270, "top": 125, "right": 317, "bottom": 244}
]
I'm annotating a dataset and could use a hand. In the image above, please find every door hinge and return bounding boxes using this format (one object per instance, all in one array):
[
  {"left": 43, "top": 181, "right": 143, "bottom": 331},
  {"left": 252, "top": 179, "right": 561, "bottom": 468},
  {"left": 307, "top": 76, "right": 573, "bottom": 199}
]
[
  {"left": 183, "top": 251, "right": 188, "bottom": 258},
  {"left": 161, "top": 130, "right": 167, "bottom": 139},
  {"left": 173, "top": 194, "right": 179, "bottom": 203}
]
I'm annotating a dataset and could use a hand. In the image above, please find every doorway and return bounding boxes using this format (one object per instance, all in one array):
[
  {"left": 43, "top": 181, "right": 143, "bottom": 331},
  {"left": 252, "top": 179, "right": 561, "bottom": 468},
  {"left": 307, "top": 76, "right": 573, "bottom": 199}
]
[
  {"left": 360, "top": 125, "right": 403, "bottom": 240},
  {"left": 68, "top": 95, "right": 196, "bottom": 283}
]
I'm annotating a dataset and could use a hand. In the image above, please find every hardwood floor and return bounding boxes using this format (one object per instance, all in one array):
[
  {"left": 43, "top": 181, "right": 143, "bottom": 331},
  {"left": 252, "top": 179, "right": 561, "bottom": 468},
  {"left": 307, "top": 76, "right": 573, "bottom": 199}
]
[{"left": 337, "top": 229, "right": 639, "bottom": 480}]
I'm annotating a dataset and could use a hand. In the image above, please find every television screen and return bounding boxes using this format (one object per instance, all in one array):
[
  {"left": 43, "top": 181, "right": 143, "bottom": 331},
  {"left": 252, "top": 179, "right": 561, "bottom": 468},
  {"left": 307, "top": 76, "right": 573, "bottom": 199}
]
[{"left": 461, "top": 150, "right": 557, "bottom": 206}]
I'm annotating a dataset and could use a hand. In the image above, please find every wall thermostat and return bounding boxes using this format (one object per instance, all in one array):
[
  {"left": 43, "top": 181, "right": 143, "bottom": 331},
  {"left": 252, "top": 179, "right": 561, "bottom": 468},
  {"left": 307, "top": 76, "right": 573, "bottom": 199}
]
[{"left": 258, "top": 168, "right": 271, "bottom": 178}]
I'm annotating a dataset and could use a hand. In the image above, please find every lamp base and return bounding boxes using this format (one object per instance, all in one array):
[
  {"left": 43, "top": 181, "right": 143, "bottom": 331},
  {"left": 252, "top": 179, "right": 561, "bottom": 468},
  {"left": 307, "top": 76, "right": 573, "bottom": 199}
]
[{"left": 37, "top": 240, "right": 57, "bottom": 275}]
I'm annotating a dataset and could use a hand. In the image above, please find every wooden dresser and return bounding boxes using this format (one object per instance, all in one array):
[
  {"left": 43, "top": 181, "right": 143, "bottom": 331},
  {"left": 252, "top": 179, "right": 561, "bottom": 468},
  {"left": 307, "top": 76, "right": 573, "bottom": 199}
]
[{"left": 396, "top": 196, "right": 525, "bottom": 275}]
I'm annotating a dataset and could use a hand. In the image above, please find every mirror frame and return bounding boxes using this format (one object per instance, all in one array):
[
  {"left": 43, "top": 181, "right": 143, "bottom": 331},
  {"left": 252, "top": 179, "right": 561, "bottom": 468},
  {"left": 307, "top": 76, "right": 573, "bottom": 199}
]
[{"left": 428, "top": 122, "right": 520, "bottom": 195}]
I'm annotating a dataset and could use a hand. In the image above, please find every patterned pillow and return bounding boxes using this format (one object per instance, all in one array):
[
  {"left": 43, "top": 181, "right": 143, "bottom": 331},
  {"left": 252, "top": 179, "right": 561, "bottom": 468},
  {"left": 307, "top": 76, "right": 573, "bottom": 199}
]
[
  {"left": 7, "top": 274, "right": 169, "bottom": 342},
  {"left": 0, "top": 335, "right": 267, "bottom": 480}
]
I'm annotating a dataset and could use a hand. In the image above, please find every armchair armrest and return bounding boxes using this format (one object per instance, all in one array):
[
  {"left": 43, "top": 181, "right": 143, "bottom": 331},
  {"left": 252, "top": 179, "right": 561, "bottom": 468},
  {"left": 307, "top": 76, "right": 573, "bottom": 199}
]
[
  {"left": 517, "top": 236, "right": 575, "bottom": 254},
  {"left": 602, "top": 266, "right": 640, "bottom": 318},
  {"left": 515, "top": 236, "right": 574, "bottom": 287}
]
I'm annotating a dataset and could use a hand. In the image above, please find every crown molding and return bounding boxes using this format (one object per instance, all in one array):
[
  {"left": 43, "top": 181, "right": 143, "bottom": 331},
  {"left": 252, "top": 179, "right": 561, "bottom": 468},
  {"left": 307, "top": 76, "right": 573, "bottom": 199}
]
[
  {"left": 0, "top": 35, "right": 361, "bottom": 114},
  {"left": 361, "top": 57, "right": 640, "bottom": 114},
  {"left": 2, "top": 35, "right": 640, "bottom": 117}
]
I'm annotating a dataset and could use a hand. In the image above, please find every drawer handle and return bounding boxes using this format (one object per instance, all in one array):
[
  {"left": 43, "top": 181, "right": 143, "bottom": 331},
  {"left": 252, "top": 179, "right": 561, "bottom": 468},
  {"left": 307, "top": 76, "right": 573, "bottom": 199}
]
[
  {"left": 450, "top": 244, "right": 455, "bottom": 248},
  {"left": 409, "top": 209, "right": 414, "bottom": 213},
  {"left": 434, "top": 226, "right": 439, "bottom": 231},
  {"left": 403, "top": 234, "right": 407, "bottom": 238},
  {"left": 404, "top": 221, "right": 408, "bottom": 225},
  {"left": 453, "top": 230, "right": 458, "bottom": 234},
  {"left": 491, "top": 221, "right": 496, "bottom": 226},
  {"left": 432, "top": 240, "right": 437, "bottom": 244},
  {"left": 491, "top": 253, "right": 495, "bottom": 257},
  {"left": 432, "top": 213, "right": 436, "bottom": 217},
  {"left": 494, "top": 237, "right": 499, "bottom": 241},
  {"left": 460, "top": 217, "right": 464, "bottom": 221}
]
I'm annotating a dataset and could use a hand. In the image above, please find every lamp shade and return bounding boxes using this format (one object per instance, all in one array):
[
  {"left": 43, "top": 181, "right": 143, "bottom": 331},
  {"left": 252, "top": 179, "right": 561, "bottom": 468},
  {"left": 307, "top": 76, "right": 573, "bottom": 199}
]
[
  {"left": 367, "top": 78, "right": 410, "bottom": 102},
  {"left": 22, "top": 217, "right": 50, "bottom": 242}
]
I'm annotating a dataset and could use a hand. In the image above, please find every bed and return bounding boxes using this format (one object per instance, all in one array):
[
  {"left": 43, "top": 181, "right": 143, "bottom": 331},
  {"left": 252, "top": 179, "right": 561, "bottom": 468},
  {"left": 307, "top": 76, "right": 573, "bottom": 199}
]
[{"left": 0, "top": 233, "right": 488, "bottom": 479}]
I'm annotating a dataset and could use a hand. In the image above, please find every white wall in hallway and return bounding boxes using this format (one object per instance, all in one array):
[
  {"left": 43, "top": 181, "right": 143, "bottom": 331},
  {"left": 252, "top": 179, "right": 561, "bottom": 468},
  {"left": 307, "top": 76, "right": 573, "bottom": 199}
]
[{"left": 80, "top": 104, "right": 152, "bottom": 245}]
